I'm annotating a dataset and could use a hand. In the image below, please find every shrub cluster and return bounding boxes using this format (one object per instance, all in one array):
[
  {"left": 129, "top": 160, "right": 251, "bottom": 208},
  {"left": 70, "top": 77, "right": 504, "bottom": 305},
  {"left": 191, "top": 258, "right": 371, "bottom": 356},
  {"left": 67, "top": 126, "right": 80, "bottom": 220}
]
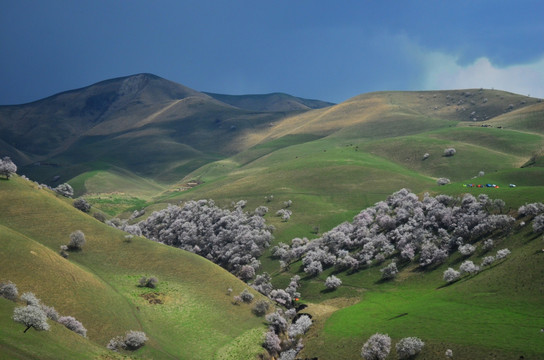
[
  {"left": 73, "top": 198, "right": 91, "bottom": 212},
  {"left": 107, "top": 330, "right": 148, "bottom": 351},
  {"left": 8, "top": 286, "right": 86, "bottom": 336},
  {"left": 263, "top": 308, "right": 311, "bottom": 359},
  {"left": 54, "top": 183, "right": 74, "bottom": 197},
  {"left": 361, "top": 334, "right": 424, "bottom": 360},
  {"left": 272, "top": 189, "right": 514, "bottom": 276},
  {"left": 139, "top": 200, "right": 273, "bottom": 278}
]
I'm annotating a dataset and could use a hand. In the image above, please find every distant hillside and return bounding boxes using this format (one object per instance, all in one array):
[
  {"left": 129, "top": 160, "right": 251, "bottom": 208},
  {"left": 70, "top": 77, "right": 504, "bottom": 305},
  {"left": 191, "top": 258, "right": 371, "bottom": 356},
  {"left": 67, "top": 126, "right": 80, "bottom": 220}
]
[
  {"left": 204, "top": 92, "right": 335, "bottom": 112},
  {"left": 0, "top": 73, "right": 317, "bottom": 186},
  {"left": 162, "top": 88, "right": 543, "bottom": 244}
]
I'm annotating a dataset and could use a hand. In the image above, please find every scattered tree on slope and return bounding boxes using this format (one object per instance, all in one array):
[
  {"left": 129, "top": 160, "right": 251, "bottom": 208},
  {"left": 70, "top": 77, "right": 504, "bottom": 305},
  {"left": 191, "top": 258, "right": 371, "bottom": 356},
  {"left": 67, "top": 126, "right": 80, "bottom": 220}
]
[
  {"left": 0, "top": 156, "right": 17, "bottom": 179},
  {"left": 272, "top": 189, "right": 514, "bottom": 274}
]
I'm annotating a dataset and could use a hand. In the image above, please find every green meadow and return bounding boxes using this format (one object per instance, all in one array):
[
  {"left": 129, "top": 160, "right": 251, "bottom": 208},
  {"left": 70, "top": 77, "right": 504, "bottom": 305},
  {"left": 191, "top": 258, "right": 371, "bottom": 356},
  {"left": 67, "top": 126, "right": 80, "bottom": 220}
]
[{"left": 2, "top": 89, "right": 543, "bottom": 359}]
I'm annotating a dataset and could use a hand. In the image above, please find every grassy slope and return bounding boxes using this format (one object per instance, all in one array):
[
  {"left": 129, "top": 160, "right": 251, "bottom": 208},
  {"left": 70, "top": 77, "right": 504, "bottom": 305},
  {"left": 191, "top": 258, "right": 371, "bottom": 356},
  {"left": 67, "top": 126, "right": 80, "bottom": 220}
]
[
  {"left": 156, "top": 90, "right": 543, "bottom": 240},
  {"left": 0, "top": 177, "right": 267, "bottom": 360},
  {"left": 4, "top": 89, "right": 542, "bottom": 359},
  {"left": 141, "top": 90, "right": 544, "bottom": 359},
  {"left": 297, "top": 219, "right": 544, "bottom": 360}
]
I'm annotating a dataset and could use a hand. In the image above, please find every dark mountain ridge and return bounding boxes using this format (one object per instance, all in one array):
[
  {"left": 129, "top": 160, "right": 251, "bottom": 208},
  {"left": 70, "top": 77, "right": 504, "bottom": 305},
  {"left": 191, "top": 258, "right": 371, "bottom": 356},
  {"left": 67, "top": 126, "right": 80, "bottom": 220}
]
[
  {"left": 0, "top": 73, "right": 328, "bottom": 184},
  {"left": 204, "top": 91, "right": 335, "bottom": 112}
]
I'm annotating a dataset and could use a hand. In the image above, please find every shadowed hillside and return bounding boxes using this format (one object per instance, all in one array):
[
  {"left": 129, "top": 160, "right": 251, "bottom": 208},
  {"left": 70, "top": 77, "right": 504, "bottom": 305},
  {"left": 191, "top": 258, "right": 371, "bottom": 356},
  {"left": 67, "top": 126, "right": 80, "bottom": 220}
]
[
  {"left": 204, "top": 92, "right": 335, "bottom": 112},
  {"left": 0, "top": 74, "right": 307, "bottom": 186}
]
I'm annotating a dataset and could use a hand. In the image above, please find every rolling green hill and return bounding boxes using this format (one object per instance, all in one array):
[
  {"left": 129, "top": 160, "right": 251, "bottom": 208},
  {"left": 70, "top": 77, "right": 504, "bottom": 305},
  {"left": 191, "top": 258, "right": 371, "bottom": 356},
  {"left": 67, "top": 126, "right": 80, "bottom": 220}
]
[
  {"left": 0, "top": 176, "right": 268, "bottom": 359},
  {"left": 1, "top": 80, "right": 543, "bottom": 359}
]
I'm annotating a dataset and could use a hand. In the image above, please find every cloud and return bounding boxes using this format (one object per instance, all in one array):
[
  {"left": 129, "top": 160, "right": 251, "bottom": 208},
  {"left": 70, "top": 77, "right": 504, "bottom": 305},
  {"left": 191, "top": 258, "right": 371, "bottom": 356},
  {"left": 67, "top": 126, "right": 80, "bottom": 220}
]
[{"left": 422, "top": 53, "right": 544, "bottom": 98}]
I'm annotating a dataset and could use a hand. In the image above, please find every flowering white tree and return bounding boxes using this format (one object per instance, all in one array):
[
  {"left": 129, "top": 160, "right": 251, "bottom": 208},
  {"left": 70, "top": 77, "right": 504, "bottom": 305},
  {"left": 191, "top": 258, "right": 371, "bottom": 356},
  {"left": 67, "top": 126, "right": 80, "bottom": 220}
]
[
  {"left": 288, "top": 315, "right": 312, "bottom": 339},
  {"left": 361, "top": 333, "right": 391, "bottom": 360},
  {"left": 380, "top": 262, "right": 398, "bottom": 280},
  {"left": 443, "top": 268, "right": 461, "bottom": 283},
  {"left": 325, "top": 275, "right": 342, "bottom": 290},
  {"left": 0, "top": 156, "right": 17, "bottom": 179},
  {"left": 533, "top": 214, "right": 544, "bottom": 233},
  {"left": 459, "top": 260, "right": 479, "bottom": 275},
  {"left": 13, "top": 305, "right": 50, "bottom": 333},
  {"left": 67, "top": 230, "right": 86, "bottom": 250},
  {"left": 58, "top": 316, "right": 87, "bottom": 337},
  {"left": 395, "top": 337, "right": 424, "bottom": 359},
  {"left": 495, "top": 248, "right": 511, "bottom": 260},
  {"left": 0, "top": 281, "right": 18, "bottom": 301},
  {"left": 459, "top": 244, "right": 476, "bottom": 256}
]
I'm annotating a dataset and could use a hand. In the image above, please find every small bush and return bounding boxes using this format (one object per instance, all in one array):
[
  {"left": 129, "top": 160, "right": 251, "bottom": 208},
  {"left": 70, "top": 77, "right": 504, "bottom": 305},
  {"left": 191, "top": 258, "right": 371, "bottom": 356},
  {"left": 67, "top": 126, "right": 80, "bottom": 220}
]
[
  {"left": 73, "top": 198, "right": 91, "bottom": 212},
  {"left": 482, "top": 239, "right": 494, "bottom": 251},
  {"left": 68, "top": 230, "right": 86, "bottom": 250},
  {"left": 138, "top": 276, "right": 158, "bottom": 289},
  {"left": 481, "top": 256, "right": 496, "bottom": 267},
  {"left": 124, "top": 330, "right": 148, "bottom": 349},
  {"left": 40, "top": 304, "right": 59, "bottom": 321},
  {"left": 240, "top": 289, "right": 254, "bottom": 303},
  {"left": 325, "top": 275, "right": 342, "bottom": 290},
  {"left": 533, "top": 214, "right": 544, "bottom": 233},
  {"left": 288, "top": 315, "right": 312, "bottom": 339},
  {"left": 58, "top": 316, "right": 87, "bottom": 337},
  {"left": 0, "top": 281, "right": 19, "bottom": 301},
  {"left": 276, "top": 209, "right": 292, "bottom": 222},
  {"left": 437, "top": 177, "right": 450, "bottom": 186},
  {"left": 459, "top": 244, "right": 476, "bottom": 256},
  {"left": 395, "top": 337, "right": 424, "bottom": 359},
  {"left": 263, "top": 330, "right": 281, "bottom": 353},
  {"left": 252, "top": 299, "right": 270, "bottom": 316},
  {"left": 362, "top": 333, "right": 391, "bottom": 360},
  {"left": 443, "top": 268, "right": 461, "bottom": 283},
  {"left": 495, "top": 248, "right": 511, "bottom": 260},
  {"left": 108, "top": 330, "right": 147, "bottom": 351},
  {"left": 380, "top": 262, "right": 398, "bottom": 280},
  {"left": 54, "top": 183, "right": 74, "bottom": 197},
  {"left": 93, "top": 212, "right": 106, "bottom": 222},
  {"left": 459, "top": 260, "right": 479, "bottom": 275},
  {"left": 21, "top": 292, "right": 40, "bottom": 306}
]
